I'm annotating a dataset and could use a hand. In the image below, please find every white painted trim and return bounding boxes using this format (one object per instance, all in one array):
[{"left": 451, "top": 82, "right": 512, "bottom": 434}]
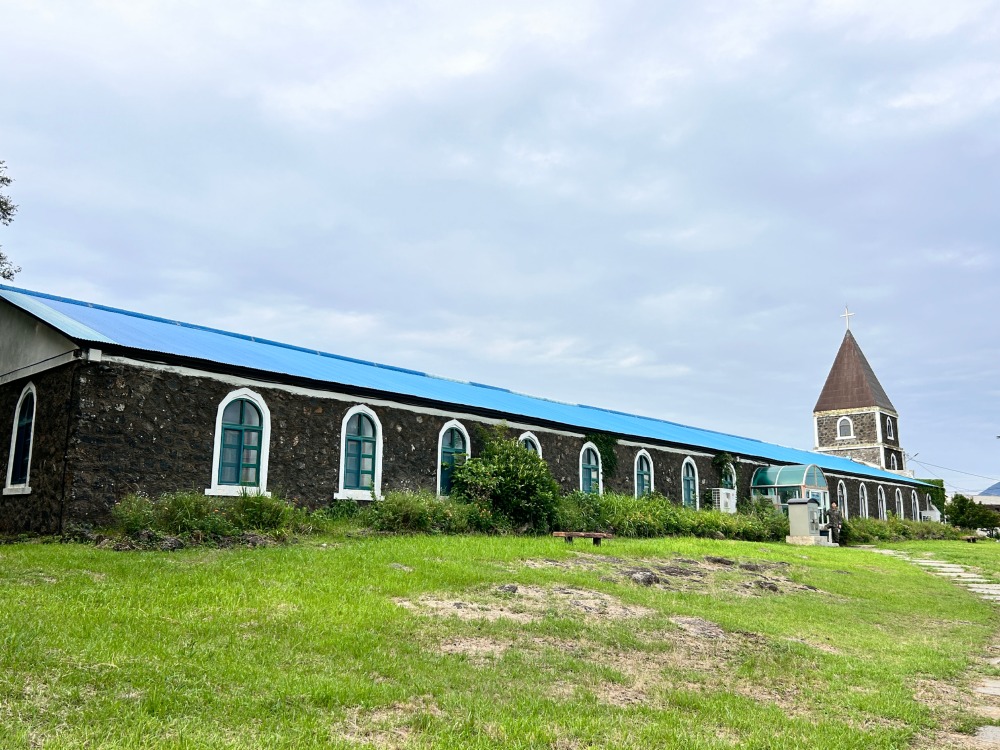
[
  {"left": 835, "top": 416, "right": 854, "bottom": 440},
  {"left": 894, "top": 488, "right": 903, "bottom": 517},
  {"left": 517, "top": 431, "right": 542, "bottom": 458},
  {"left": 681, "top": 456, "right": 699, "bottom": 510},
  {"left": 5, "top": 382, "right": 37, "bottom": 494},
  {"left": 436, "top": 419, "right": 470, "bottom": 497},
  {"left": 886, "top": 416, "right": 895, "bottom": 440},
  {"left": 335, "top": 404, "right": 384, "bottom": 501},
  {"left": 633, "top": 449, "right": 654, "bottom": 497},
  {"left": 813, "top": 416, "right": 820, "bottom": 449},
  {"left": 876, "top": 485, "right": 886, "bottom": 520},
  {"left": 859, "top": 484, "right": 869, "bottom": 518},
  {"left": 836, "top": 480, "right": 848, "bottom": 520},
  {"left": 911, "top": 490, "right": 919, "bottom": 520},
  {"left": 0, "top": 350, "right": 79, "bottom": 386},
  {"left": 889, "top": 453, "right": 898, "bottom": 471},
  {"left": 205, "top": 388, "right": 272, "bottom": 497},
  {"left": 874, "top": 410, "right": 884, "bottom": 446},
  {"left": 579, "top": 441, "right": 604, "bottom": 495}
]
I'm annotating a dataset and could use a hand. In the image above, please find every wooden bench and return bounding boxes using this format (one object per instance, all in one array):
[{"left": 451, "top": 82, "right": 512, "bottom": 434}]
[{"left": 552, "top": 532, "right": 614, "bottom": 546}]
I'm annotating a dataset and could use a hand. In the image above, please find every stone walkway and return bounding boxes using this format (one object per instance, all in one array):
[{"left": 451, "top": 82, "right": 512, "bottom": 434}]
[{"left": 873, "top": 549, "right": 1000, "bottom": 747}]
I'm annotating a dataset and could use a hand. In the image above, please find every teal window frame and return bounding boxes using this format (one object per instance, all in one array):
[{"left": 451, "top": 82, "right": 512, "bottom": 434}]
[
  {"left": 581, "top": 447, "right": 601, "bottom": 494},
  {"left": 682, "top": 459, "right": 698, "bottom": 509},
  {"left": 344, "top": 413, "right": 377, "bottom": 491},
  {"left": 218, "top": 398, "right": 263, "bottom": 487},
  {"left": 439, "top": 426, "right": 466, "bottom": 495},
  {"left": 520, "top": 436, "right": 539, "bottom": 454},
  {"left": 635, "top": 454, "right": 652, "bottom": 497},
  {"left": 9, "top": 391, "right": 34, "bottom": 487}
]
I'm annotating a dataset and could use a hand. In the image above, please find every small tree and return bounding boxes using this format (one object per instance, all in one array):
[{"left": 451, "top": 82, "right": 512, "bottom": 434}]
[
  {"left": 0, "top": 160, "right": 19, "bottom": 280},
  {"left": 450, "top": 425, "right": 561, "bottom": 533},
  {"left": 944, "top": 494, "right": 1000, "bottom": 530}
]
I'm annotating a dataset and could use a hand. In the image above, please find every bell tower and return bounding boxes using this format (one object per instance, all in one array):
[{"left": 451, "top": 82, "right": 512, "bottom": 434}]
[{"left": 813, "top": 310, "right": 906, "bottom": 473}]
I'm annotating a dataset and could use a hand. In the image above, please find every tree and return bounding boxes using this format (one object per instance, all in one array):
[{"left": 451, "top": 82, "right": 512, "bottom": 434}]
[
  {"left": 943, "top": 494, "right": 1000, "bottom": 530},
  {"left": 0, "top": 160, "right": 19, "bottom": 280}
]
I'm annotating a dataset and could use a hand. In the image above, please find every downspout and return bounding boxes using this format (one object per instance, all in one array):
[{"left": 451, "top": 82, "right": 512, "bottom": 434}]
[{"left": 57, "top": 353, "right": 84, "bottom": 534}]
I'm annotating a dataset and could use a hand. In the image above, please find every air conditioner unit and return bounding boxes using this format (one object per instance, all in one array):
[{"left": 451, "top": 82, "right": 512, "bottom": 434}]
[
  {"left": 711, "top": 488, "right": 737, "bottom": 514},
  {"left": 921, "top": 510, "right": 942, "bottom": 522}
]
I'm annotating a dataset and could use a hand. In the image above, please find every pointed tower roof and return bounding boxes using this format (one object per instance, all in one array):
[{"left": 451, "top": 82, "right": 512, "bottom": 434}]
[{"left": 814, "top": 330, "right": 896, "bottom": 412}]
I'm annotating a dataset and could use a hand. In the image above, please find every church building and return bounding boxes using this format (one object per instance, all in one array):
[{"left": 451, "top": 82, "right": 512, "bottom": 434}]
[{"left": 0, "top": 285, "right": 936, "bottom": 534}]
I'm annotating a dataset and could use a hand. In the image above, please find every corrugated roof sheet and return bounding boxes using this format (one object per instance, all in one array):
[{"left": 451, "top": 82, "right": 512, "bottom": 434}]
[{"left": 0, "top": 284, "right": 926, "bottom": 486}]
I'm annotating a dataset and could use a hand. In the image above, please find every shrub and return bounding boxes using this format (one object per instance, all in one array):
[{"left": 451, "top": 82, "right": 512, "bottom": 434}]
[
  {"left": 450, "top": 428, "right": 561, "bottom": 533},
  {"left": 111, "top": 493, "right": 157, "bottom": 535},
  {"left": 229, "top": 492, "right": 291, "bottom": 531},
  {"left": 156, "top": 491, "right": 236, "bottom": 536},
  {"left": 362, "top": 490, "right": 497, "bottom": 534},
  {"left": 842, "top": 516, "right": 964, "bottom": 545}
]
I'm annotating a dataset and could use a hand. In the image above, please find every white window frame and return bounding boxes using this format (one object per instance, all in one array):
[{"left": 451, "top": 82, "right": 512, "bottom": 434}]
[
  {"left": 206, "top": 388, "right": 272, "bottom": 497},
  {"left": 335, "top": 404, "right": 384, "bottom": 501},
  {"left": 634, "top": 449, "right": 654, "bottom": 498},
  {"left": 859, "top": 484, "right": 869, "bottom": 518},
  {"left": 886, "top": 416, "right": 895, "bottom": 440},
  {"left": 911, "top": 490, "right": 919, "bottom": 520},
  {"left": 836, "top": 417, "right": 854, "bottom": 440},
  {"left": 579, "top": 441, "right": 604, "bottom": 495},
  {"left": 437, "top": 419, "right": 471, "bottom": 497},
  {"left": 894, "top": 488, "right": 903, "bottom": 518},
  {"left": 836, "top": 480, "right": 848, "bottom": 520},
  {"left": 682, "top": 456, "right": 700, "bottom": 510},
  {"left": 517, "top": 431, "right": 542, "bottom": 458},
  {"left": 4, "top": 382, "right": 37, "bottom": 496},
  {"left": 889, "top": 453, "right": 898, "bottom": 470},
  {"left": 877, "top": 486, "right": 887, "bottom": 520}
]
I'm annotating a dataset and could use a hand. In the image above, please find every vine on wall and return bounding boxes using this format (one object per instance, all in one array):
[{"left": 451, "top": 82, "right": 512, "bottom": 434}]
[{"left": 585, "top": 432, "right": 619, "bottom": 478}]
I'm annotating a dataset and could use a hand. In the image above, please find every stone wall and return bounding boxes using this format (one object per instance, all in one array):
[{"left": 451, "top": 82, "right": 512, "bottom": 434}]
[
  {"left": 816, "top": 411, "right": 878, "bottom": 448},
  {"left": 0, "top": 358, "right": 935, "bottom": 532},
  {"left": 0, "top": 365, "right": 77, "bottom": 534},
  {"left": 827, "top": 473, "right": 932, "bottom": 521}
]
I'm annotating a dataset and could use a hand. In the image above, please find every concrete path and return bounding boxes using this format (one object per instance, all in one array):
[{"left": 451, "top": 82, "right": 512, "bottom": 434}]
[{"left": 872, "top": 548, "right": 1000, "bottom": 746}]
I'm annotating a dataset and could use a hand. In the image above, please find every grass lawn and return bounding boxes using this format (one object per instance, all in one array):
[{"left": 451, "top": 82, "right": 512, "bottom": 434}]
[{"left": 1, "top": 535, "right": 998, "bottom": 749}]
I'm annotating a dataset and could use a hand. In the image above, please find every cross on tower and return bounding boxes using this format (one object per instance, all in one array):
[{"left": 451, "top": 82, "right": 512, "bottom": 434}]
[{"left": 841, "top": 305, "right": 854, "bottom": 331}]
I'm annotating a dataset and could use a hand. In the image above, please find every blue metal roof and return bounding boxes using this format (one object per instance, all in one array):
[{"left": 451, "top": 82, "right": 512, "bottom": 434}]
[{"left": 0, "top": 284, "right": 927, "bottom": 486}]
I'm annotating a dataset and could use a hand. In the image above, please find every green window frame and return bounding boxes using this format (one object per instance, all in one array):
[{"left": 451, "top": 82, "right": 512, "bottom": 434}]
[
  {"left": 10, "top": 391, "right": 35, "bottom": 486},
  {"left": 682, "top": 459, "right": 698, "bottom": 509},
  {"left": 520, "top": 437, "right": 538, "bottom": 453},
  {"left": 344, "top": 413, "right": 377, "bottom": 490},
  {"left": 439, "top": 426, "right": 466, "bottom": 495},
  {"left": 635, "top": 453, "right": 652, "bottom": 497},
  {"left": 218, "top": 398, "right": 263, "bottom": 487},
  {"left": 581, "top": 447, "right": 601, "bottom": 494}
]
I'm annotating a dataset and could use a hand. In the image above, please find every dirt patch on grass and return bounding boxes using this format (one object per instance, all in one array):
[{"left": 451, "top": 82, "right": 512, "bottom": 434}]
[
  {"left": 396, "top": 584, "right": 653, "bottom": 624},
  {"left": 439, "top": 636, "right": 509, "bottom": 665},
  {"left": 518, "top": 553, "right": 819, "bottom": 598},
  {"left": 335, "top": 695, "right": 442, "bottom": 748}
]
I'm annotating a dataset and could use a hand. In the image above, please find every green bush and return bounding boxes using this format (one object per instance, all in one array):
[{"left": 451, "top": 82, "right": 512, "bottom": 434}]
[
  {"left": 555, "top": 491, "right": 789, "bottom": 541},
  {"left": 156, "top": 491, "right": 236, "bottom": 536},
  {"left": 450, "top": 428, "right": 561, "bottom": 533},
  {"left": 229, "top": 492, "right": 291, "bottom": 531},
  {"left": 111, "top": 493, "right": 157, "bottom": 535},
  {"left": 362, "top": 490, "right": 497, "bottom": 534},
  {"left": 842, "top": 516, "right": 964, "bottom": 544}
]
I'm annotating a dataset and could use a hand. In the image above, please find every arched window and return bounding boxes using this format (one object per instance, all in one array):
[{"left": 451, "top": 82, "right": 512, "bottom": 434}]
[
  {"left": 5, "top": 383, "right": 36, "bottom": 494},
  {"left": 836, "top": 480, "right": 848, "bottom": 520},
  {"left": 208, "top": 388, "right": 271, "bottom": 496},
  {"left": 634, "top": 450, "right": 653, "bottom": 497},
  {"left": 886, "top": 416, "right": 895, "bottom": 440},
  {"left": 721, "top": 463, "right": 736, "bottom": 490},
  {"left": 580, "top": 442, "right": 602, "bottom": 494},
  {"left": 837, "top": 417, "right": 854, "bottom": 439},
  {"left": 682, "top": 457, "right": 699, "bottom": 510},
  {"left": 926, "top": 493, "right": 932, "bottom": 512},
  {"left": 437, "top": 420, "right": 469, "bottom": 496},
  {"left": 889, "top": 453, "right": 898, "bottom": 470},
  {"left": 859, "top": 484, "right": 869, "bottom": 518},
  {"left": 337, "top": 405, "right": 384, "bottom": 499},
  {"left": 518, "top": 432, "right": 542, "bottom": 458},
  {"left": 894, "top": 488, "right": 903, "bottom": 517},
  {"left": 877, "top": 486, "right": 887, "bottom": 520},
  {"left": 911, "top": 490, "right": 919, "bottom": 520}
]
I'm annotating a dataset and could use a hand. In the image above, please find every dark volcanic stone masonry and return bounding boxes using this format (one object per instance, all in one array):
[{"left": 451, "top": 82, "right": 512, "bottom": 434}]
[{"left": 0, "top": 359, "right": 934, "bottom": 533}]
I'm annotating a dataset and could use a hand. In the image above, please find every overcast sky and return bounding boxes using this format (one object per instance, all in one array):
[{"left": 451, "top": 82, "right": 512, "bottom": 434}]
[{"left": 3, "top": 1, "right": 999, "bottom": 496}]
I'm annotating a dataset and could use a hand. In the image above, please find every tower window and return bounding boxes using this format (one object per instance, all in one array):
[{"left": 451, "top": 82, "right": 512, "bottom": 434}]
[
  {"left": 889, "top": 453, "right": 898, "bottom": 470},
  {"left": 837, "top": 417, "right": 854, "bottom": 439},
  {"left": 886, "top": 416, "right": 895, "bottom": 440}
]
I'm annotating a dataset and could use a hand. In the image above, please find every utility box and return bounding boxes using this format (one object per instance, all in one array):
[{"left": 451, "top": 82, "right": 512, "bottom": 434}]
[
  {"left": 711, "top": 488, "right": 738, "bottom": 514},
  {"left": 786, "top": 497, "right": 823, "bottom": 546}
]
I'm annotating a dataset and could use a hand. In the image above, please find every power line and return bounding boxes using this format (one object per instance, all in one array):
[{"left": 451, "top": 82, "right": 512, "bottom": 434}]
[{"left": 906, "top": 458, "right": 999, "bottom": 483}]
